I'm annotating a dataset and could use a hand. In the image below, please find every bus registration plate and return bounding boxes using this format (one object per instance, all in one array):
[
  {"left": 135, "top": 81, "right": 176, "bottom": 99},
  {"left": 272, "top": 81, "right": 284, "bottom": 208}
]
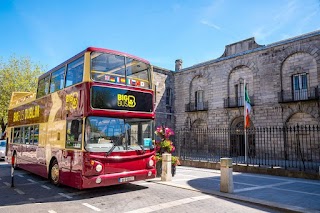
[{"left": 119, "top": 176, "right": 135, "bottom": 183}]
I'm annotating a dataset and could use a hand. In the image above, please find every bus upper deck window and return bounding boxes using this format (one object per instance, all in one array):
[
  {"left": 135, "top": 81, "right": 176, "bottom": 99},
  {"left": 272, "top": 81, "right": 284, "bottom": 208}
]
[{"left": 65, "top": 56, "right": 84, "bottom": 87}]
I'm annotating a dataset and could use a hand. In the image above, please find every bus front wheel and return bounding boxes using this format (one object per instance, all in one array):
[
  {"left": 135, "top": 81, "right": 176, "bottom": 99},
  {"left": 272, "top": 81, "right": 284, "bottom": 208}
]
[{"left": 49, "top": 159, "right": 60, "bottom": 186}]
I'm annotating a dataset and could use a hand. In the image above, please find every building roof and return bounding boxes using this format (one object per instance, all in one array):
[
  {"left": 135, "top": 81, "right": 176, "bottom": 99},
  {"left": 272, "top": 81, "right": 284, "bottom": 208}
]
[{"left": 178, "top": 30, "right": 320, "bottom": 72}]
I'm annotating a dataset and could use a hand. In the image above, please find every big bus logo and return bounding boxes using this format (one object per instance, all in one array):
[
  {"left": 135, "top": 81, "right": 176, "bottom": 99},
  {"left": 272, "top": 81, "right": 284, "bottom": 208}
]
[
  {"left": 65, "top": 92, "right": 79, "bottom": 110},
  {"left": 13, "top": 105, "right": 40, "bottom": 122},
  {"left": 117, "top": 94, "right": 136, "bottom": 108}
]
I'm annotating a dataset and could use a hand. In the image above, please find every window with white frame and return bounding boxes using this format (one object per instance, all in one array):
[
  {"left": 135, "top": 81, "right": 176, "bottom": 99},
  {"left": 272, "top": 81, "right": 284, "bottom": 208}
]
[
  {"left": 195, "top": 90, "right": 204, "bottom": 110},
  {"left": 293, "top": 73, "right": 308, "bottom": 100}
]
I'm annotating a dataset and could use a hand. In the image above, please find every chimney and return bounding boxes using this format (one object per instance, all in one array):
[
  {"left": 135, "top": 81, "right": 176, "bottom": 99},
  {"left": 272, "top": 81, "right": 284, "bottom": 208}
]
[{"left": 175, "top": 59, "right": 183, "bottom": 71}]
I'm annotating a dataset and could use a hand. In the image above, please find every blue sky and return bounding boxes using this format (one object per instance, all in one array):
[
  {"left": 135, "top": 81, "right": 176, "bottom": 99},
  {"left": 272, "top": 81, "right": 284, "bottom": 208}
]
[{"left": 0, "top": 0, "right": 319, "bottom": 71}]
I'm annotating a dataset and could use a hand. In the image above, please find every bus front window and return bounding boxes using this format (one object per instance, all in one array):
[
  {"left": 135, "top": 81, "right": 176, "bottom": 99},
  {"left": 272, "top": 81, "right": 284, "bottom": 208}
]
[
  {"left": 84, "top": 116, "right": 154, "bottom": 153},
  {"left": 90, "top": 52, "right": 151, "bottom": 89},
  {"left": 125, "top": 58, "right": 151, "bottom": 89},
  {"left": 91, "top": 52, "right": 125, "bottom": 82}
]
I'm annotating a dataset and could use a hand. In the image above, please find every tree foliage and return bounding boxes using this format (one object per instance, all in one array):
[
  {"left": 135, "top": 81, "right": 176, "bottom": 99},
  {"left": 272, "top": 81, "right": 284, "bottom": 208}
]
[{"left": 0, "top": 55, "right": 45, "bottom": 134}]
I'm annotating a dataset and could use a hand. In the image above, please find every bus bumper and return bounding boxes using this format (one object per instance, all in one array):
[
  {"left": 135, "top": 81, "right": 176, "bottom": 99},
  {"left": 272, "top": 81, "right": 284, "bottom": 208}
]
[{"left": 81, "top": 168, "right": 156, "bottom": 189}]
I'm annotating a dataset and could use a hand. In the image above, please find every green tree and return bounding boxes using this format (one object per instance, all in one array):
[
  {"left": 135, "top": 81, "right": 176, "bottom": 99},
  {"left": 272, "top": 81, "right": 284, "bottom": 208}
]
[{"left": 0, "top": 55, "right": 45, "bottom": 136}]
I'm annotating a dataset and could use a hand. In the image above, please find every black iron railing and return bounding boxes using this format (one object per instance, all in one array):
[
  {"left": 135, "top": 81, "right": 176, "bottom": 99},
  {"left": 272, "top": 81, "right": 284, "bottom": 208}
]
[
  {"left": 185, "top": 101, "right": 208, "bottom": 112},
  {"left": 223, "top": 96, "right": 254, "bottom": 108},
  {"left": 278, "top": 87, "right": 319, "bottom": 103},
  {"left": 174, "top": 126, "right": 320, "bottom": 174}
]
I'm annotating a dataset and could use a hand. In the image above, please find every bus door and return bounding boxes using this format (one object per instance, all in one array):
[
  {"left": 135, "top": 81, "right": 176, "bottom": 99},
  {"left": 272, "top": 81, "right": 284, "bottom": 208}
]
[{"left": 65, "top": 119, "right": 83, "bottom": 171}]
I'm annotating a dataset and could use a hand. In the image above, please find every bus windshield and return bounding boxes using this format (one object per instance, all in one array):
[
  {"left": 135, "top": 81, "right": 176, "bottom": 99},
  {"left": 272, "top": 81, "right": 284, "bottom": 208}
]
[
  {"left": 90, "top": 52, "right": 151, "bottom": 89},
  {"left": 84, "top": 116, "right": 153, "bottom": 153}
]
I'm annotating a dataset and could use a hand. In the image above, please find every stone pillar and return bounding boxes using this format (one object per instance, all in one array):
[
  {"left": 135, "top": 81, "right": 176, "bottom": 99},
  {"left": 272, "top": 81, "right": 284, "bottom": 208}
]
[
  {"left": 220, "top": 158, "right": 234, "bottom": 193},
  {"left": 161, "top": 153, "right": 172, "bottom": 181},
  {"left": 175, "top": 59, "right": 183, "bottom": 71}
]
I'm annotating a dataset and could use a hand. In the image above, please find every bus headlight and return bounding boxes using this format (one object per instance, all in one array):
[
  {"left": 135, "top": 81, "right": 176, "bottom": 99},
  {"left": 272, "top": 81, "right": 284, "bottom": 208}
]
[{"left": 96, "top": 164, "right": 103, "bottom": 172}]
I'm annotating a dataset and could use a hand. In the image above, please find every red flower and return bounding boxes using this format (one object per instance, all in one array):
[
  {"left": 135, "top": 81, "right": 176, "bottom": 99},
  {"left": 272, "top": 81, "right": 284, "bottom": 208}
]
[{"left": 155, "top": 126, "right": 176, "bottom": 154}]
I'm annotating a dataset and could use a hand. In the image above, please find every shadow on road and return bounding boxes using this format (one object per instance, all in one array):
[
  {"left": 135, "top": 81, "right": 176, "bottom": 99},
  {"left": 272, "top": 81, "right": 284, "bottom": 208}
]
[{"left": 0, "top": 162, "right": 148, "bottom": 207}]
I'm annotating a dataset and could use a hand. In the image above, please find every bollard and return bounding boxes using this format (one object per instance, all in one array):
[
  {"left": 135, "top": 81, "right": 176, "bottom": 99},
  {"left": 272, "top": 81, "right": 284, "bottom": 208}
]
[
  {"left": 161, "top": 153, "right": 172, "bottom": 181},
  {"left": 220, "top": 158, "right": 233, "bottom": 193},
  {"left": 11, "top": 155, "right": 15, "bottom": 188}
]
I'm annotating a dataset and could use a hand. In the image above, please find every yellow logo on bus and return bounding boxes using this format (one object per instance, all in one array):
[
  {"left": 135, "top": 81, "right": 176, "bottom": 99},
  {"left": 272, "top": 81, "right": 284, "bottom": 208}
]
[
  {"left": 117, "top": 94, "right": 136, "bottom": 108},
  {"left": 66, "top": 92, "right": 78, "bottom": 110},
  {"left": 13, "top": 105, "right": 40, "bottom": 122}
]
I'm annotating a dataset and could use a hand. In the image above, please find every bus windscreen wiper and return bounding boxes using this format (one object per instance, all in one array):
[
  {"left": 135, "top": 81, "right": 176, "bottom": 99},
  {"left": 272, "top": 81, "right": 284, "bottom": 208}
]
[
  {"left": 106, "top": 142, "right": 116, "bottom": 156},
  {"left": 106, "top": 141, "right": 116, "bottom": 156},
  {"left": 138, "top": 144, "right": 145, "bottom": 154}
]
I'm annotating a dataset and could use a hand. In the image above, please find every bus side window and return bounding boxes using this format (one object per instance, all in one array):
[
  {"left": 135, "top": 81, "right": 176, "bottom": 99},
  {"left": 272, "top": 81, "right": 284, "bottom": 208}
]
[
  {"left": 34, "top": 125, "right": 39, "bottom": 145},
  {"left": 37, "top": 75, "right": 50, "bottom": 98},
  {"left": 24, "top": 126, "right": 30, "bottom": 144},
  {"left": 50, "top": 67, "right": 65, "bottom": 93},
  {"left": 30, "top": 125, "right": 39, "bottom": 145},
  {"left": 66, "top": 120, "right": 82, "bottom": 149},
  {"left": 13, "top": 127, "right": 21, "bottom": 143},
  {"left": 65, "top": 56, "right": 84, "bottom": 87}
]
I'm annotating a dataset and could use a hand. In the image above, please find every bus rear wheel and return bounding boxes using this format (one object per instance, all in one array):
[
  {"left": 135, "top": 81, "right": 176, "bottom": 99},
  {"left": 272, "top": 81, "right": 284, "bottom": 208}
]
[{"left": 50, "top": 159, "right": 60, "bottom": 186}]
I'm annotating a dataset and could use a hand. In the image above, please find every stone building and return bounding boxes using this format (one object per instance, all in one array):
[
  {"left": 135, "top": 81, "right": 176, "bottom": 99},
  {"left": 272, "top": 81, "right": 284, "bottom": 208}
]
[
  {"left": 154, "top": 30, "right": 320, "bottom": 132},
  {"left": 153, "top": 66, "right": 175, "bottom": 129},
  {"left": 153, "top": 30, "right": 320, "bottom": 167}
]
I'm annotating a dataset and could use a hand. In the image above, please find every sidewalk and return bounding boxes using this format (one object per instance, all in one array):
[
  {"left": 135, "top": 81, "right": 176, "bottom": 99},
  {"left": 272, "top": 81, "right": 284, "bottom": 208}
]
[{"left": 149, "top": 166, "right": 320, "bottom": 213}]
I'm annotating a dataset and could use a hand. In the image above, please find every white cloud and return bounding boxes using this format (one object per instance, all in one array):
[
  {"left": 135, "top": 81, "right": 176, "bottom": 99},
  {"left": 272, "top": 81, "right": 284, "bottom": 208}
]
[
  {"left": 252, "top": 0, "right": 299, "bottom": 42},
  {"left": 200, "top": 20, "right": 221, "bottom": 30},
  {"left": 252, "top": 27, "right": 272, "bottom": 41},
  {"left": 298, "top": 4, "right": 320, "bottom": 32},
  {"left": 273, "top": 0, "right": 298, "bottom": 23},
  {"left": 199, "top": 0, "right": 224, "bottom": 30}
]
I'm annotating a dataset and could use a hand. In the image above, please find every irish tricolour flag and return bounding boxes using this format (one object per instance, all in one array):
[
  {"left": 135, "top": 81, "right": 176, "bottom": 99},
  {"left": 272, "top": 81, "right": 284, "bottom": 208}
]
[{"left": 244, "top": 83, "right": 251, "bottom": 128}]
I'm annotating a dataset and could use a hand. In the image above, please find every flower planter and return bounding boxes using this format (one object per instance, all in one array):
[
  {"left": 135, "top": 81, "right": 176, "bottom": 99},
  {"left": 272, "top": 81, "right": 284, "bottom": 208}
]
[{"left": 154, "top": 126, "right": 178, "bottom": 178}]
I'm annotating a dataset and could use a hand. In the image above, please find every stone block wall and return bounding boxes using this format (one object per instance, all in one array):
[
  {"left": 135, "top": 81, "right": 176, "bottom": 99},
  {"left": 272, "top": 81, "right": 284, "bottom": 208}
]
[
  {"left": 173, "top": 31, "right": 320, "bottom": 130},
  {"left": 153, "top": 66, "right": 175, "bottom": 130}
]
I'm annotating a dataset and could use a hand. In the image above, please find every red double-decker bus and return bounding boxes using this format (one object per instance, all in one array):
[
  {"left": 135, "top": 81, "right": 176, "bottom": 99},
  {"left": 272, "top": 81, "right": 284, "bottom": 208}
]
[{"left": 6, "top": 47, "right": 156, "bottom": 189}]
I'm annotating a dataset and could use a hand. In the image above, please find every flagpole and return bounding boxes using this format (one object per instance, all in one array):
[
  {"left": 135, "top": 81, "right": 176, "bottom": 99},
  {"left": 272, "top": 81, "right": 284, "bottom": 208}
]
[{"left": 244, "top": 80, "right": 247, "bottom": 164}]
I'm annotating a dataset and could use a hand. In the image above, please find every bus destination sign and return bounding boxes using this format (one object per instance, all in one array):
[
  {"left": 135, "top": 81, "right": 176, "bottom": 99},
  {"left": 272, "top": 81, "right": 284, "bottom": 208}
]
[{"left": 91, "top": 86, "right": 153, "bottom": 112}]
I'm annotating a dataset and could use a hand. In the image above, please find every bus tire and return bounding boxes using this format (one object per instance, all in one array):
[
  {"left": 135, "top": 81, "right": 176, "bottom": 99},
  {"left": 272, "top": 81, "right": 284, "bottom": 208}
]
[{"left": 49, "top": 159, "right": 60, "bottom": 186}]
